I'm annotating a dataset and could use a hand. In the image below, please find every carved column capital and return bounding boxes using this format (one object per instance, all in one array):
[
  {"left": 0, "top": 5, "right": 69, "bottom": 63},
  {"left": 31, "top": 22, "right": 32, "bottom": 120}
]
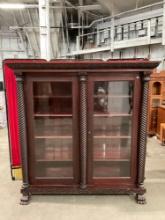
[
  {"left": 16, "top": 76, "right": 24, "bottom": 82},
  {"left": 80, "top": 75, "right": 87, "bottom": 82},
  {"left": 143, "top": 76, "right": 150, "bottom": 82}
]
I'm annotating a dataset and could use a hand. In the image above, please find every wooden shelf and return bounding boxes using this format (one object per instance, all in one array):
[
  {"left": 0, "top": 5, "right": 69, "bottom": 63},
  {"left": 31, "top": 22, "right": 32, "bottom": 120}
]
[
  {"left": 93, "top": 177, "right": 130, "bottom": 179},
  {"left": 94, "top": 159, "right": 130, "bottom": 162},
  {"left": 34, "top": 114, "right": 72, "bottom": 117},
  {"left": 36, "top": 176, "right": 73, "bottom": 180},
  {"left": 94, "top": 135, "right": 131, "bottom": 139},
  {"left": 35, "top": 135, "right": 72, "bottom": 139},
  {"left": 34, "top": 96, "right": 72, "bottom": 98},
  {"left": 36, "top": 159, "right": 72, "bottom": 163},
  {"left": 94, "top": 95, "right": 131, "bottom": 98},
  {"left": 94, "top": 113, "right": 132, "bottom": 117}
]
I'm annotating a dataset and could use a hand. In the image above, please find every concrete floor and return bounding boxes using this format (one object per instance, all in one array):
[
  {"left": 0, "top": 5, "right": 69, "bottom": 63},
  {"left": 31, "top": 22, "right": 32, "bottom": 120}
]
[{"left": 1, "top": 128, "right": 165, "bottom": 220}]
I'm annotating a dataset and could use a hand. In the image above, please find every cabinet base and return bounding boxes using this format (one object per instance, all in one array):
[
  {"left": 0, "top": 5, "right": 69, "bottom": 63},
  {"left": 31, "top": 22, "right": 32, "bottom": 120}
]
[
  {"left": 19, "top": 186, "right": 146, "bottom": 205},
  {"left": 30, "top": 185, "right": 145, "bottom": 194},
  {"left": 136, "top": 194, "right": 146, "bottom": 204}
]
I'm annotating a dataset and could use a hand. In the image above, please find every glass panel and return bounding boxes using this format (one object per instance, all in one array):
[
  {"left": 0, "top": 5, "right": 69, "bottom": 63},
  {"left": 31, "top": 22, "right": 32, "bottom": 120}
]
[
  {"left": 34, "top": 117, "right": 72, "bottom": 136},
  {"left": 93, "top": 139, "right": 131, "bottom": 160},
  {"left": 94, "top": 81, "right": 133, "bottom": 114},
  {"left": 93, "top": 81, "right": 133, "bottom": 178},
  {"left": 94, "top": 116, "right": 132, "bottom": 136},
  {"left": 33, "top": 81, "right": 73, "bottom": 179}
]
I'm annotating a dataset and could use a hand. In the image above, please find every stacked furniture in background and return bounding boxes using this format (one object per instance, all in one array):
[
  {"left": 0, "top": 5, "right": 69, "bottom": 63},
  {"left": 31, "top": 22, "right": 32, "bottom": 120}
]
[
  {"left": 157, "top": 106, "right": 165, "bottom": 145},
  {"left": 148, "top": 70, "right": 165, "bottom": 140}
]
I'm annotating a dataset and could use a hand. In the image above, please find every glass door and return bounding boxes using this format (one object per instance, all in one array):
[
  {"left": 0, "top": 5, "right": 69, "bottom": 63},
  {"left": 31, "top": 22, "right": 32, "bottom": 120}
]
[
  {"left": 88, "top": 77, "right": 139, "bottom": 185},
  {"left": 27, "top": 77, "right": 79, "bottom": 185}
]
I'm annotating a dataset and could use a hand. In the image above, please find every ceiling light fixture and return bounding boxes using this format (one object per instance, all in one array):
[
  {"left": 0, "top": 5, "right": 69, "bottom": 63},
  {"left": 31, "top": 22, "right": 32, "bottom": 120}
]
[{"left": 0, "top": 3, "right": 25, "bottom": 9}]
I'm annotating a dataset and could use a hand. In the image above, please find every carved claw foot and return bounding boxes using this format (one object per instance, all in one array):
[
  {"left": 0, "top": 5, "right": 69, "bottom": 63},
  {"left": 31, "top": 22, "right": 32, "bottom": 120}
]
[
  {"left": 136, "top": 194, "right": 146, "bottom": 205},
  {"left": 20, "top": 195, "right": 30, "bottom": 205}
]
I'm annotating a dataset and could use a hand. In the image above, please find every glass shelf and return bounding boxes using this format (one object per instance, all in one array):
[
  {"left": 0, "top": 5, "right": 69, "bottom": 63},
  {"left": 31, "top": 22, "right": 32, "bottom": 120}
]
[
  {"left": 94, "top": 135, "right": 131, "bottom": 139},
  {"left": 37, "top": 159, "right": 72, "bottom": 162},
  {"left": 36, "top": 176, "right": 73, "bottom": 180},
  {"left": 35, "top": 135, "right": 72, "bottom": 139},
  {"left": 34, "top": 96, "right": 72, "bottom": 98},
  {"left": 94, "top": 113, "right": 132, "bottom": 117},
  {"left": 94, "top": 95, "right": 132, "bottom": 98},
  {"left": 34, "top": 114, "right": 72, "bottom": 117},
  {"left": 36, "top": 160, "right": 72, "bottom": 164},
  {"left": 94, "top": 159, "right": 130, "bottom": 162}
]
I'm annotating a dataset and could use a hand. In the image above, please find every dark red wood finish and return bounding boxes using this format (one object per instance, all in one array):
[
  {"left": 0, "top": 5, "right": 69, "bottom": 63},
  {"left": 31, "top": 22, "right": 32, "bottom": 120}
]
[
  {"left": 24, "top": 75, "right": 80, "bottom": 186},
  {"left": 3, "top": 59, "right": 160, "bottom": 204},
  {"left": 87, "top": 74, "right": 141, "bottom": 188}
]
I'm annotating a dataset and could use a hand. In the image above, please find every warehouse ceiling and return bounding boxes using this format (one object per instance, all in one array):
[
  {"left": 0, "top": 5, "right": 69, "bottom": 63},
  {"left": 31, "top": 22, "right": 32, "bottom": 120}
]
[
  {"left": 0, "top": 0, "right": 163, "bottom": 36},
  {"left": 97, "top": 0, "right": 162, "bottom": 14},
  {"left": 0, "top": 0, "right": 163, "bottom": 58},
  {"left": 0, "top": 0, "right": 162, "bottom": 24},
  {"left": 0, "top": 0, "right": 163, "bottom": 33},
  {"left": 0, "top": 0, "right": 163, "bottom": 14}
]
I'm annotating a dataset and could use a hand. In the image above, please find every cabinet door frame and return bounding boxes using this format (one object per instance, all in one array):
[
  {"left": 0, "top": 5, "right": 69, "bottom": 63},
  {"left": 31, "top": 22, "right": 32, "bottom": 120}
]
[
  {"left": 24, "top": 74, "right": 80, "bottom": 186},
  {"left": 87, "top": 73, "right": 141, "bottom": 187}
]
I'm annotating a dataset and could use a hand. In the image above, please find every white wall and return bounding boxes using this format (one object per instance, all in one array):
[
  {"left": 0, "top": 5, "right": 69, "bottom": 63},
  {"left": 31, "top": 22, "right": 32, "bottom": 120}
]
[
  {"left": 0, "top": 31, "right": 28, "bottom": 128},
  {"left": 0, "top": 31, "right": 28, "bottom": 82},
  {"left": 84, "top": 44, "right": 165, "bottom": 70}
]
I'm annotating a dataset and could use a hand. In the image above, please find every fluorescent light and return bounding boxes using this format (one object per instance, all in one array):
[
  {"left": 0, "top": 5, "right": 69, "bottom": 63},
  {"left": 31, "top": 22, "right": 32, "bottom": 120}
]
[{"left": 0, "top": 3, "right": 25, "bottom": 9}]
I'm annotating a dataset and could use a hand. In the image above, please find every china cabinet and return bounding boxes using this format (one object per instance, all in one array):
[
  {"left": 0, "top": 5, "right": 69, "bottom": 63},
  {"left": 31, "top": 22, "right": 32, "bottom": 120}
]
[{"left": 3, "top": 59, "right": 159, "bottom": 205}]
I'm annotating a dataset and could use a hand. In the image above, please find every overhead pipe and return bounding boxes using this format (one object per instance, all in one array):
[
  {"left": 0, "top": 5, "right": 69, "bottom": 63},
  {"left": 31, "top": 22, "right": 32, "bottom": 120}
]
[
  {"left": 73, "top": 1, "right": 164, "bottom": 29},
  {"left": 4, "top": 1, "right": 164, "bottom": 29}
]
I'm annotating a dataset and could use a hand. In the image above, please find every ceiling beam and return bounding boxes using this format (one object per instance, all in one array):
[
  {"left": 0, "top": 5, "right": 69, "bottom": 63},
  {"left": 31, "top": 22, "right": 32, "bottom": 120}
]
[
  {"left": 0, "top": 3, "right": 102, "bottom": 10},
  {"left": 97, "top": 0, "right": 120, "bottom": 15},
  {"left": 78, "top": 4, "right": 103, "bottom": 11}
]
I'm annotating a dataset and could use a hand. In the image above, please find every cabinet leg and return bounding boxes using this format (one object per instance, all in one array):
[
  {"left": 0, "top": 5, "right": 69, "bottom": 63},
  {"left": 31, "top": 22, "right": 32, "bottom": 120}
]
[
  {"left": 135, "top": 193, "right": 146, "bottom": 204},
  {"left": 20, "top": 194, "right": 30, "bottom": 205},
  {"left": 20, "top": 185, "right": 30, "bottom": 205}
]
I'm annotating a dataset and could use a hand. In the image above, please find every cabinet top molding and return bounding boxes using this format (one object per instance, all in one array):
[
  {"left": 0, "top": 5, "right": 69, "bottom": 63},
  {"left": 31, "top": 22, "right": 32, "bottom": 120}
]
[{"left": 3, "top": 59, "right": 160, "bottom": 75}]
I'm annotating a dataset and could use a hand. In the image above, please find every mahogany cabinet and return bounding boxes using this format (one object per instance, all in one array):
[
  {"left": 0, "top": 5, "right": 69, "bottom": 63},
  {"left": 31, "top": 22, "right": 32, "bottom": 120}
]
[{"left": 3, "top": 59, "right": 159, "bottom": 205}]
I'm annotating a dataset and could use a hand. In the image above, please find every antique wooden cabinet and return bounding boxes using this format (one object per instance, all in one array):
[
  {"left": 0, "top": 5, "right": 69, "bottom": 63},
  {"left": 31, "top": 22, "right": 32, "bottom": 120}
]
[
  {"left": 3, "top": 59, "right": 159, "bottom": 205},
  {"left": 147, "top": 71, "right": 165, "bottom": 136}
]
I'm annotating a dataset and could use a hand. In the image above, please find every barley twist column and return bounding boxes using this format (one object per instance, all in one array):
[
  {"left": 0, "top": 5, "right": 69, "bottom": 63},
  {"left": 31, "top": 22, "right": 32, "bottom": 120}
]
[
  {"left": 16, "top": 76, "right": 30, "bottom": 205},
  {"left": 79, "top": 75, "right": 87, "bottom": 189},
  {"left": 136, "top": 74, "right": 150, "bottom": 204}
]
